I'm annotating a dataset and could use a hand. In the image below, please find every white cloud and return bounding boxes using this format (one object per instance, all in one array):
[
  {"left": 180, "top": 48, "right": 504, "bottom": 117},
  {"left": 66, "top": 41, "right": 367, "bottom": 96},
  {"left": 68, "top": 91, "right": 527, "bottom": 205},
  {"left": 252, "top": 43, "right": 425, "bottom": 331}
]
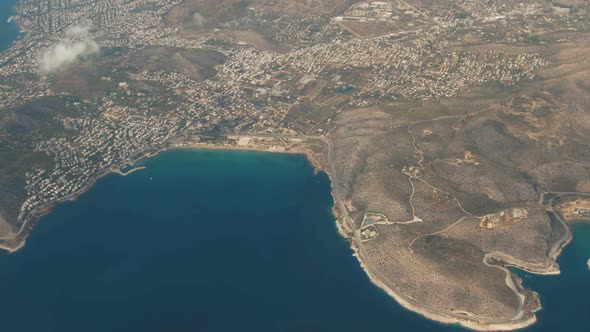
[
  {"left": 192, "top": 12, "right": 206, "bottom": 28},
  {"left": 39, "top": 24, "right": 100, "bottom": 73}
]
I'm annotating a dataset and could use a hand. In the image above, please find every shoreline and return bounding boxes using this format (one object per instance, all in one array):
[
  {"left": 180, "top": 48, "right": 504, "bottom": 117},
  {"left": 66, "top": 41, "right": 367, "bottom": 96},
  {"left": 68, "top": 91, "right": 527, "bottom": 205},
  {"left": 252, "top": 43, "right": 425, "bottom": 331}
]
[
  {"left": 174, "top": 142, "right": 326, "bottom": 174},
  {"left": 349, "top": 244, "right": 540, "bottom": 331},
  {"left": 320, "top": 155, "right": 578, "bottom": 330},
  {"left": 0, "top": 140, "right": 325, "bottom": 253},
  {"left": 0, "top": 138, "right": 580, "bottom": 332},
  {"left": 340, "top": 203, "right": 576, "bottom": 331},
  {"left": 112, "top": 166, "right": 147, "bottom": 177},
  {"left": 316, "top": 144, "right": 542, "bottom": 331},
  {"left": 484, "top": 251, "right": 562, "bottom": 276},
  {"left": 338, "top": 208, "right": 544, "bottom": 331}
]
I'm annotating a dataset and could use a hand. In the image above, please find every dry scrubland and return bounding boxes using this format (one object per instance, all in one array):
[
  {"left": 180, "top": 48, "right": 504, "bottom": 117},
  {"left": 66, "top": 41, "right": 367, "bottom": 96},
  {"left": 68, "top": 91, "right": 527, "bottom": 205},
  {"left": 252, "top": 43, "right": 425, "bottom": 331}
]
[
  {"left": 331, "top": 37, "right": 590, "bottom": 322},
  {"left": 166, "top": 0, "right": 358, "bottom": 27}
]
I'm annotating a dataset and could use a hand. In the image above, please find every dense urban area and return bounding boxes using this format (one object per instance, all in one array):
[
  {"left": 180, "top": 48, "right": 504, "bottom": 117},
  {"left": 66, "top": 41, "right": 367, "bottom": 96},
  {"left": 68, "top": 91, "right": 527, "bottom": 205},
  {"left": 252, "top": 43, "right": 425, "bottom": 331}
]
[{"left": 1, "top": 0, "right": 590, "bottom": 330}]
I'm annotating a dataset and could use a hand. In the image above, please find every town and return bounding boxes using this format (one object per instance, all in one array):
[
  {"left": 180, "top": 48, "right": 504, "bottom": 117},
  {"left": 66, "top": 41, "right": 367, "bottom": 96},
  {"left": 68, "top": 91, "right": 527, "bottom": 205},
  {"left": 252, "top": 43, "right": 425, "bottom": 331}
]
[{"left": 3, "top": 0, "right": 575, "bottom": 228}]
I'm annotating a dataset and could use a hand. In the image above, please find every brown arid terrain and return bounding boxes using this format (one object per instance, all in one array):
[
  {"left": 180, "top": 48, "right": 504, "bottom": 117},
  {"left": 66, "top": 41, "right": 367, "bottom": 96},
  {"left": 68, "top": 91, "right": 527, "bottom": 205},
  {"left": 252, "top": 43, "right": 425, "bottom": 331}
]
[
  {"left": 550, "top": 193, "right": 590, "bottom": 223},
  {"left": 330, "top": 32, "right": 590, "bottom": 328},
  {"left": 1, "top": 0, "right": 590, "bottom": 330},
  {"left": 166, "top": 0, "right": 356, "bottom": 27}
]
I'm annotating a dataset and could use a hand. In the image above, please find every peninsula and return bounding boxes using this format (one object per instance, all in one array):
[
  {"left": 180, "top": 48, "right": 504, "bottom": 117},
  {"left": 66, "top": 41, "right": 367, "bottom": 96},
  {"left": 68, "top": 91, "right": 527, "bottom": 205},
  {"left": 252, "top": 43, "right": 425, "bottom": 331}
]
[{"left": 1, "top": 0, "right": 590, "bottom": 330}]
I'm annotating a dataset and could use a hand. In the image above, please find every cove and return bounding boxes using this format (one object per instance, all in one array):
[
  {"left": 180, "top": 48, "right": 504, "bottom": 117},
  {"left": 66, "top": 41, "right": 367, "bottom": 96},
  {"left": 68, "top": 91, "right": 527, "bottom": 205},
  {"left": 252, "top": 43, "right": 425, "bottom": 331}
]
[{"left": 519, "top": 223, "right": 590, "bottom": 332}]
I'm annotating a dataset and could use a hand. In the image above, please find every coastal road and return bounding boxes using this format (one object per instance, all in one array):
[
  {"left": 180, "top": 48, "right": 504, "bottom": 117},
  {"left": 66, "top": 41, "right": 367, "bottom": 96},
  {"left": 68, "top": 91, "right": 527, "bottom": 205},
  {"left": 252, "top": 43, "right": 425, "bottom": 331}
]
[
  {"left": 3, "top": 129, "right": 542, "bottom": 328},
  {"left": 237, "top": 132, "right": 534, "bottom": 329},
  {"left": 543, "top": 191, "right": 590, "bottom": 259}
]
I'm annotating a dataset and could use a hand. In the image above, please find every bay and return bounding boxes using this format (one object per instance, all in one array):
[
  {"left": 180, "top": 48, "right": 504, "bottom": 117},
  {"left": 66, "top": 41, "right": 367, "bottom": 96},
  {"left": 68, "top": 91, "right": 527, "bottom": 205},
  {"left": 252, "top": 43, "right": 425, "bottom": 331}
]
[{"left": 0, "top": 150, "right": 449, "bottom": 332}]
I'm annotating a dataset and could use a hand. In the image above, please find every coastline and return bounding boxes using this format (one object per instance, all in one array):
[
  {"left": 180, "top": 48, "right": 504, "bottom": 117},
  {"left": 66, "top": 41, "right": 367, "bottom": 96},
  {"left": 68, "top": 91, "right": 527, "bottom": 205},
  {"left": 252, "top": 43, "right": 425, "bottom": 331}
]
[
  {"left": 349, "top": 245, "right": 540, "bottom": 331},
  {"left": 175, "top": 142, "right": 326, "bottom": 174},
  {"left": 112, "top": 166, "right": 147, "bottom": 177},
  {"left": 0, "top": 137, "right": 579, "bottom": 332},
  {"left": 0, "top": 138, "right": 325, "bottom": 254},
  {"left": 340, "top": 204, "right": 574, "bottom": 331},
  {"left": 484, "top": 252, "right": 562, "bottom": 276},
  {"left": 318, "top": 149, "right": 578, "bottom": 331},
  {"left": 308, "top": 138, "right": 543, "bottom": 331},
  {"left": 339, "top": 212, "right": 544, "bottom": 331},
  {"left": 0, "top": 0, "right": 21, "bottom": 53}
]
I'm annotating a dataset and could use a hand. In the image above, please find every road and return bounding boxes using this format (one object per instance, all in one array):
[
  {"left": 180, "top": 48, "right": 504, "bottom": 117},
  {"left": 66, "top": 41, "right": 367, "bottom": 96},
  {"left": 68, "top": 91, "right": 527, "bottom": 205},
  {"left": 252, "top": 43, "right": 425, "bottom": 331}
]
[
  {"left": 3, "top": 130, "right": 554, "bottom": 329},
  {"left": 239, "top": 132, "right": 534, "bottom": 329},
  {"left": 542, "top": 191, "right": 590, "bottom": 259}
]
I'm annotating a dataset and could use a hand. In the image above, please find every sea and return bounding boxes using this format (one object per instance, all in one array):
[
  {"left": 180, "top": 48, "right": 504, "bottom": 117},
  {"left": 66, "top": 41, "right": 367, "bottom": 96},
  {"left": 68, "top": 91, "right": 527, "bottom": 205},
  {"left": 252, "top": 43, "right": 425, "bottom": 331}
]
[
  {"left": 0, "top": 150, "right": 452, "bottom": 331},
  {"left": 0, "top": 149, "right": 587, "bottom": 332},
  {"left": 0, "top": 9, "right": 589, "bottom": 331},
  {"left": 0, "top": 0, "right": 20, "bottom": 53},
  {"left": 519, "top": 223, "right": 590, "bottom": 332}
]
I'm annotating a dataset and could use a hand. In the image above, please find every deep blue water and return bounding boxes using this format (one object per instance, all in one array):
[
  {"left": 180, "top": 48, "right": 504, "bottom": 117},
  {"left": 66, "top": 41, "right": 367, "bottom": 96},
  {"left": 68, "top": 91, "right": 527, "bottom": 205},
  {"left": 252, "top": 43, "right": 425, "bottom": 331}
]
[
  {"left": 519, "top": 223, "right": 590, "bottom": 332},
  {"left": 0, "top": 150, "right": 587, "bottom": 332},
  {"left": 0, "top": 0, "right": 20, "bottom": 53}
]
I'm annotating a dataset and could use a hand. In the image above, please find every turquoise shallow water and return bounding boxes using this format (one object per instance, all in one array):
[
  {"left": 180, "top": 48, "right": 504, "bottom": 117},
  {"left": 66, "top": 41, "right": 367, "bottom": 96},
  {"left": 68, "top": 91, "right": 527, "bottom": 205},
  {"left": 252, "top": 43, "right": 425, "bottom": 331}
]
[{"left": 0, "top": 0, "right": 20, "bottom": 53}]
